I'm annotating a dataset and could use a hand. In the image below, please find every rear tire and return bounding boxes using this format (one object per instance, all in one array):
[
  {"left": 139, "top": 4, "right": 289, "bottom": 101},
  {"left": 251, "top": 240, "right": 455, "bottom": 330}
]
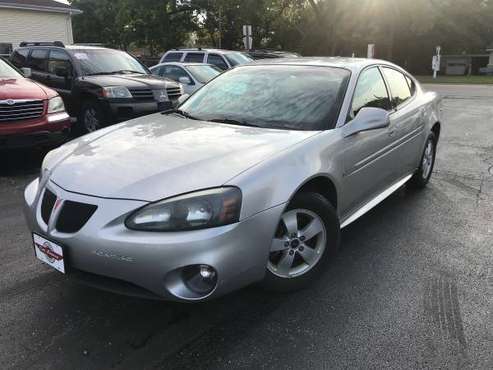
[
  {"left": 409, "top": 133, "right": 436, "bottom": 189},
  {"left": 262, "top": 192, "right": 340, "bottom": 292}
]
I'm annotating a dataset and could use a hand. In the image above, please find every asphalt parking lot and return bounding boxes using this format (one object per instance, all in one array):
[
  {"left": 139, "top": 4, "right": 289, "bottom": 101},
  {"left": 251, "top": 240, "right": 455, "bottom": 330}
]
[{"left": 1, "top": 84, "right": 492, "bottom": 370}]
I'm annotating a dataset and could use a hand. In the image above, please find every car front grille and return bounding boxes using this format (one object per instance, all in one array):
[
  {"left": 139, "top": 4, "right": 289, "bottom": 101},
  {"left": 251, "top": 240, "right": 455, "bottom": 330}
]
[
  {"left": 166, "top": 87, "right": 182, "bottom": 101},
  {"left": 129, "top": 88, "right": 154, "bottom": 100},
  {"left": 56, "top": 201, "right": 98, "bottom": 233},
  {"left": 0, "top": 100, "right": 45, "bottom": 122},
  {"left": 40, "top": 188, "right": 97, "bottom": 233},
  {"left": 41, "top": 189, "right": 57, "bottom": 224}
]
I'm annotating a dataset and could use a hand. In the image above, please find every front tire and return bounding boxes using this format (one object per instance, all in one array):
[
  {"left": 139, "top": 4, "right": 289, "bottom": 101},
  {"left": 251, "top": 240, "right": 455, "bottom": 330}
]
[
  {"left": 78, "top": 101, "right": 104, "bottom": 134},
  {"left": 262, "top": 192, "right": 340, "bottom": 292},
  {"left": 409, "top": 133, "right": 436, "bottom": 188}
]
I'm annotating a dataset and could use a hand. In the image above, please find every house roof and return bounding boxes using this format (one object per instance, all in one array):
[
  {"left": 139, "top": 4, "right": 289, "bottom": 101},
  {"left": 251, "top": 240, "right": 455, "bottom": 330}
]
[{"left": 0, "top": 0, "right": 82, "bottom": 14}]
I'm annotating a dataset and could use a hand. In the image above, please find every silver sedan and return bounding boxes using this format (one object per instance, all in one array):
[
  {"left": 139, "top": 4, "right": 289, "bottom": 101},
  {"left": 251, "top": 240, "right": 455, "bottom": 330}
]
[
  {"left": 150, "top": 62, "right": 222, "bottom": 95},
  {"left": 24, "top": 58, "right": 442, "bottom": 301}
]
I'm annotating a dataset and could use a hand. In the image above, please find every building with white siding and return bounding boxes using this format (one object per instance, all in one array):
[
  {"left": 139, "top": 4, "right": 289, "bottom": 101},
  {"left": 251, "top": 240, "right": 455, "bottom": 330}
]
[{"left": 0, "top": 0, "right": 81, "bottom": 54}]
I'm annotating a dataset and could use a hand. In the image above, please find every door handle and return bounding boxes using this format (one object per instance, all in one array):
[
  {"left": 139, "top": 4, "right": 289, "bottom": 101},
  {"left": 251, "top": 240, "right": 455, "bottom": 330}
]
[{"left": 388, "top": 129, "right": 395, "bottom": 137}]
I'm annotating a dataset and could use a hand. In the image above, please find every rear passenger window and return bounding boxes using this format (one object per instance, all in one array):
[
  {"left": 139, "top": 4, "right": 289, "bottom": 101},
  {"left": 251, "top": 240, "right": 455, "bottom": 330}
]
[
  {"left": 184, "top": 53, "right": 205, "bottom": 63},
  {"left": 207, "top": 54, "right": 228, "bottom": 70},
  {"left": 10, "top": 49, "right": 29, "bottom": 67},
  {"left": 28, "top": 49, "right": 48, "bottom": 72},
  {"left": 163, "top": 52, "right": 183, "bottom": 62},
  {"left": 382, "top": 68, "right": 412, "bottom": 107},
  {"left": 350, "top": 67, "right": 391, "bottom": 120}
]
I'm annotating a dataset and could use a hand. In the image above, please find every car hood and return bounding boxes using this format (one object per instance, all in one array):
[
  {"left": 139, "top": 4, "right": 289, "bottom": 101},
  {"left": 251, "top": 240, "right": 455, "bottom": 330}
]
[
  {"left": 46, "top": 114, "right": 318, "bottom": 201},
  {"left": 80, "top": 74, "right": 178, "bottom": 89},
  {"left": 0, "top": 77, "right": 53, "bottom": 100}
]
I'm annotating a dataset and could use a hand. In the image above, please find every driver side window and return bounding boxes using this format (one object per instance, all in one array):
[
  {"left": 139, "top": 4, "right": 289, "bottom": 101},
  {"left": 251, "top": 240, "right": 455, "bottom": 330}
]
[
  {"left": 164, "top": 65, "right": 191, "bottom": 83},
  {"left": 349, "top": 67, "right": 391, "bottom": 121},
  {"left": 47, "top": 50, "right": 72, "bottom": 75}
]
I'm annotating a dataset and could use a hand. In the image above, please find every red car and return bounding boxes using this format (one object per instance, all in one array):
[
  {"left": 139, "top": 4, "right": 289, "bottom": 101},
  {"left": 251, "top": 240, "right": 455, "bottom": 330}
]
[{"left": 0, "top": 58, "right": 70, "bottom": 148}]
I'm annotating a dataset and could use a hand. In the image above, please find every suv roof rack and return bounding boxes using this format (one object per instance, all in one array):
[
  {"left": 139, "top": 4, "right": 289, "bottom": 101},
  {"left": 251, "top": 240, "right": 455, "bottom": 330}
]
[
  {"left": 174, "top": 47, "right": 203, "bottom": 51},
  {"left": 73, "top": 43, "right": 105, "bottom": 47},
  {"left": 19, "top": 41, "right": 65, "bottom": 48}
]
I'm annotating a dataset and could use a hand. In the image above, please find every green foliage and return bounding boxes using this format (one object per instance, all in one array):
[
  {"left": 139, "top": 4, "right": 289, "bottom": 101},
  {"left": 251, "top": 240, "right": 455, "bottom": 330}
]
[
  {"left": 70, "top": 0, "right": 196, "bottom": 53},
  {"left": 70, "top": 0, "right": 493, "bottom": 72}
]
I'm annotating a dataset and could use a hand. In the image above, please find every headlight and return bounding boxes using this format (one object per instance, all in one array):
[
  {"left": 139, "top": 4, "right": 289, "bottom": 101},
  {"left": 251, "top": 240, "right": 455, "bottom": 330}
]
[
  {"left": 47, "top": 96, "right": 65, "bottom": 113},
  {"left": 102, "top": 86, "right": 132, "bottom": 99},
  {"left": 153, "top": 89, "right": 169, "bottom": 103},
  {"left": 125, "top": 187, "right": 242, "bottom": 232}
]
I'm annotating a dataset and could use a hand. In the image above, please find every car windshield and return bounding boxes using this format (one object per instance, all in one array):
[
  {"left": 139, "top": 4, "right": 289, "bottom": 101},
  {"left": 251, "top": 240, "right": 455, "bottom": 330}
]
[
  {"left": 224, "top": 52, "right": 252, "bottom": 66},
  {"left": 179, "top": 65, "right": 350, "bottom": 131},
  {"left": 186, "top": 65, "right": 221, "bottom": 83},
  {"left": 0, "top": 58, "right": 22, "bottom": 78},
  {"left": 74, "top": 49, "right": 148, "bottom": 76}
]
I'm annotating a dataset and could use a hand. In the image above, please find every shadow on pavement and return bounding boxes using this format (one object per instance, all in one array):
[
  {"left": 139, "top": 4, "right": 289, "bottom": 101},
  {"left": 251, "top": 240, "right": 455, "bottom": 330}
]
[{"left": 0, "top": 147, "right": 48, "bottom": 177}]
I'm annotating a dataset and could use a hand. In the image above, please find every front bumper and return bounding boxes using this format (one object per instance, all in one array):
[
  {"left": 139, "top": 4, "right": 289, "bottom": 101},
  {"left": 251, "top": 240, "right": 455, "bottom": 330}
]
[
  {"left": 102, "top": 100, "right": 174, "bottom": 123},
  {"left": 0, "top": 114, "right": 71, "bottom": 149},
  {"left": 23, "top": 178, "right": 283, "bottom": 302}
]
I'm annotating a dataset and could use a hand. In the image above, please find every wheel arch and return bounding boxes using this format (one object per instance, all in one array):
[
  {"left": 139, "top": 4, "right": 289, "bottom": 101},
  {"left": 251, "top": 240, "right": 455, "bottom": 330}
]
[
  {"left": 431, "top": 121, "right": 441, "bottom": 144},
  {"left": 289, "top": 174, "right": 339, "bottom": 210}
]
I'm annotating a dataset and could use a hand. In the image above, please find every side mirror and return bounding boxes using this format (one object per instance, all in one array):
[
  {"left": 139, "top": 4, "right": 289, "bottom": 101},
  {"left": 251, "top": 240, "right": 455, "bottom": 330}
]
[
  {"left": 177, "top": 94, "right": 190, "bottom": 105},
  {"left": 178, "top": 76, "right": 192, "bottom": 85},
  {"left": 21, "top": 67, "right": 32, "bottom": 78},
  {"left": 55, "top": 67, "right": 69, "bottom": 78},
  {"left": 343, "top": 107, "right": 390, "bottom": 137}
]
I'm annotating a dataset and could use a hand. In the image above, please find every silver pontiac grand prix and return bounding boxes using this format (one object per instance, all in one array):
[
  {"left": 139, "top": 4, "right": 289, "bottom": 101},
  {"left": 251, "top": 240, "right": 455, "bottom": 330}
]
[{"left": 24, "top": 58, "right": 442, "bottom": 301}]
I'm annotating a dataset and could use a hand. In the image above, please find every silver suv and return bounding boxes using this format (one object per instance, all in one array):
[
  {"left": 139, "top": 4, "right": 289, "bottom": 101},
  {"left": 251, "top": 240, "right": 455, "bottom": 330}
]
[{"left": 159, "top": 48, "right": 252, "bottom": 71}]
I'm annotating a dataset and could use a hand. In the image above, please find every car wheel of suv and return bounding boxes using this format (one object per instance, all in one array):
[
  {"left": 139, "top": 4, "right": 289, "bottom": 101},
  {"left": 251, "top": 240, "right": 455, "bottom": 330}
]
[
  {"left": 409, "top": 133, "right": 436, "bottom": 188},
  {"left": 79, "top": 102, "right": 104, "bottom": 134},
  {"left": 262, "top": 192, "right": 340, "bottom": 292}
]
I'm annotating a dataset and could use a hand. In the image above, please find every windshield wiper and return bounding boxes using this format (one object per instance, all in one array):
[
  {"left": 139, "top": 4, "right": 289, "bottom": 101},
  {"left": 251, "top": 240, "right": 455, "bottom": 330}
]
[
  {"left": 85, "top": 72, "right": 112, "bottom": 76},
  {"left": 85, "top": 70, "right": 143, "bottom": 76},
  {"left": 162, "top": 109, "right": 200, "bottom": 120},
  {"left": 110, "top": 70, "right": 143, "bottom": 75},
  {"left": 208, "top": 118, "right": 260, "bottom": 128}
]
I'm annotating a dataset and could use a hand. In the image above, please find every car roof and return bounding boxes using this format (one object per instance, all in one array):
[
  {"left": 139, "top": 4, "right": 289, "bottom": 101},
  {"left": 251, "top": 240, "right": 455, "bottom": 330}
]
[
  {"left": 165, "top": 49, "right": 240, "bottom": 55},
  {"left": 247, "top": 57, "right": 400, "bottom": 73},
  {"left": 16, "top": 45, "right": 116, "bottom": 52},
  {"left": 154, "top": 62, "right": 214, "bottom": 67}
]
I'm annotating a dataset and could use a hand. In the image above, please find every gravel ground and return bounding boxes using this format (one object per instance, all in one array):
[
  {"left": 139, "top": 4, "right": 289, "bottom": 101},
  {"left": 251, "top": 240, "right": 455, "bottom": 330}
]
[{"left": 0, "top": 84, "right": 491, "bottom": 370}]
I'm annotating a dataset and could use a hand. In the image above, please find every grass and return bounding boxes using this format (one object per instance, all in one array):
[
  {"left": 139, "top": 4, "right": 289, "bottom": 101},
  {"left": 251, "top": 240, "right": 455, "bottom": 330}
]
[{"left": 416, "top": 75, "right": 493, "bottom": 85}]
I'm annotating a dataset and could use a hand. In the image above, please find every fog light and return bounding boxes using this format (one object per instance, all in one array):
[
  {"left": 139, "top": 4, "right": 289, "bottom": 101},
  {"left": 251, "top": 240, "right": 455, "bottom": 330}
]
[
  {"left": 199, "top": 265, "right": 215, "bottom": 279},
  {"left": 182, "top": 264, "right": 218, "bottom": 296}
]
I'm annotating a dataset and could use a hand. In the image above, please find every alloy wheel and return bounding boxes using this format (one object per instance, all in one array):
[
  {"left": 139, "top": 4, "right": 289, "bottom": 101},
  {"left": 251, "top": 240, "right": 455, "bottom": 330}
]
[
  {"left": 422, "top": 140, "right": 435, "bottom": 179},
  {"left": 83, "top": 107, "right": 100, "bottom": 132},
  {"left": 267, "top": 208, "right": 327, "bottom": 278}
]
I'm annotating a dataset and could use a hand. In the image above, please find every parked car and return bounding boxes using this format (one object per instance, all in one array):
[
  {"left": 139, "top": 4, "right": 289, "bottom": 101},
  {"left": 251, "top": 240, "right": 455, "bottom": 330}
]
[
  {"left": 0, "top": 57, "right": 70, "bottom": 148},
  {"left": 150, "top": 62, "right": 222, "bottom": 94},
  {"left": 247, "top": 49, "right": 301, "bottom": 60},
  {"left": 24, "top": 58, "right": 441, "bottom": 302},
  {"left": 10, "top": 42, "right": 183, "bottom": 133},
  {"left": 159, "top": 48, "right": 252, "bottom": 71}
]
